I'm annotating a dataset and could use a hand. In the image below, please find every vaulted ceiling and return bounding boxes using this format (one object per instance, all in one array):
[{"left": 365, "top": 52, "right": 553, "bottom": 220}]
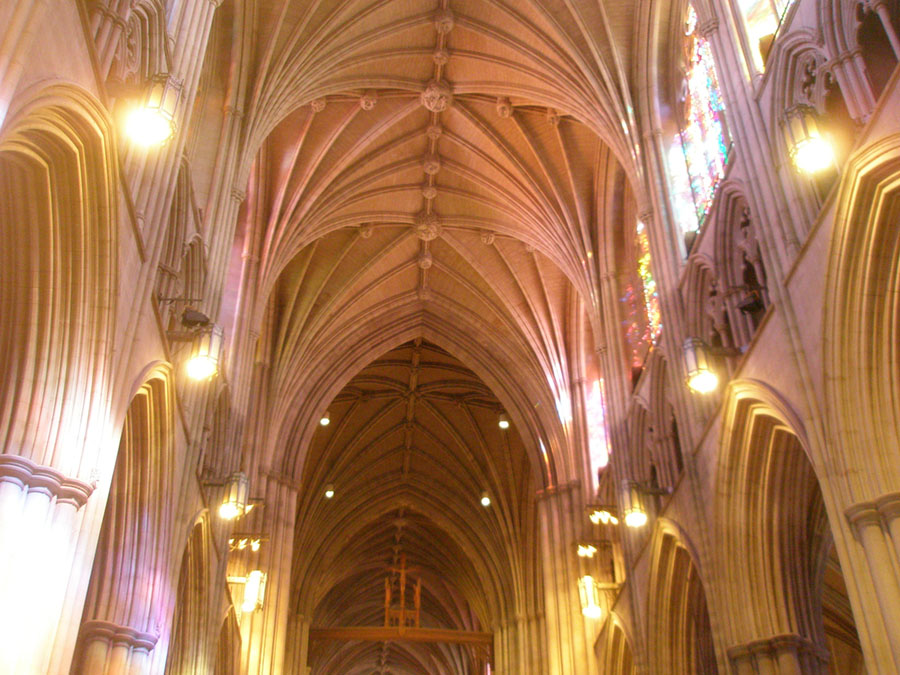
[{"left": 224, "top": 1, "right": 644, "bottom": 671}]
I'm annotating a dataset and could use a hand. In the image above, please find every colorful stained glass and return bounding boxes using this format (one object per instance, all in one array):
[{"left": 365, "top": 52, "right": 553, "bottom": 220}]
[
  {"left": 669, "top": 5, "right": 729, "bottom": 232},
  {"left": 621, "top": 222, "right": 662, "bottom": 367},
  {"left": 586, "top": 379, "right": 610, "bottom": 492},
  {"left": 636, "top": 222, "right": 662, "bottom": 343}
]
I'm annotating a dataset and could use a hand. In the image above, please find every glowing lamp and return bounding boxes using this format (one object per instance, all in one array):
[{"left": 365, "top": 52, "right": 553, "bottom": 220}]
[
  {"left": 186, "top": 325, "right": 224, "bottom": 380},
  {"left": 621, "top": 480, "right": 648, "bottom": 528},
  {"left": 784, "top": 105, "right": 834, "bottom": 173},
  {"left": 124, "top": 76, "right": 180, "bottom": 147},
  {"left": 218, "top": 472, "right": 250, "bottom": 520},
  {"left": 320, "top": 411, "right": 330, "bottom": 426},
  {"left": 242, "top": 570, "right": 266, "bottom": 613},
  {"left": 683, "top": 337, "right": 718, "bottom": 394},
  {"left": 589, "top": 509, "right": 618, "bottom": 526},
  {"left": 577, "top": 544, "right": 597, "bottom": 558},
  {"left": 498, "top": 413, "right": 510, "bottom": 430},
  {"left": 480, "top": 491, "right": 491, "bottom": 507},
  {"left": 578, "top": 575, "right": 604, "bottom": 619},
  {"left": 324, "top": 483, "right": 335, "bottom": 499},
  {"left": 250, "top": 539, "right": 261, "bottom": 552}
]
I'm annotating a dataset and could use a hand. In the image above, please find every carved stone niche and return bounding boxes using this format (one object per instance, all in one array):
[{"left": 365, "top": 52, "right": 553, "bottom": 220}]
[{"left": 421, "top": 80, "right": 453, "bottom": 112}]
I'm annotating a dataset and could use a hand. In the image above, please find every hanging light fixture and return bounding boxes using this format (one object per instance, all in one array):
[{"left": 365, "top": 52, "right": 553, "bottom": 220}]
[
  {"left": 320, "top": 410, "right": 331, "bottom": 426},
  {"left": 578, "top": 575, "right": 604, "bottom": 619},
  {"left": 241, "top": 570, "right": 267, "bottom": 613},
  {"left": 620, "top": 480, "right": 648, "bottom": 528},
  {"left": 124, "top": 75, "right": 180, "bottom": 147},
  {"left": 577, "top": 544, "right": 597, "bottom": 558},
  {"left": 498, "top": 413, "right": 510, "bottom": 430},
  {"left": 783, "top": 104, "right": 834, "bottom": 174},
  {"left": 219, "top": 472, "right": 250, "bottom": 520},
  {"left": 480, "top": 491, "right": 492, "bottom": 507},
  {"left": 683, "top": 337, "right": 719, "bottom": 394},
  {"left": 324, "top": 483, "right": 335, "bottom": 499},
  {"left": 186, "top": 325, "right": 225, "bottom": 380},
  {"left": 589, "top": 509, "right": 619, "bottom": 526}
]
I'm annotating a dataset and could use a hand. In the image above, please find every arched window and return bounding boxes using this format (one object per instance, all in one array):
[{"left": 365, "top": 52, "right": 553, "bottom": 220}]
[
  {"left": 622, "top": 220, "right": 662, "bottom": 371},
  {"left": 667, "top": 5, "right": 730, "bottom": 236}
]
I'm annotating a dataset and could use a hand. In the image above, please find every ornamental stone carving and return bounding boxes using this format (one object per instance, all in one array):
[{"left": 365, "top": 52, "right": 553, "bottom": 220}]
[
  {"left": 434, "top": 9, "right": 455, "bottom": 34},
  {"left": 415, "top": 212, "right": 442, "bottom": 240},
  {"left": 359, "top": 223, "right": 373, "bottom": 239},
  {"left": 426, "top": 124, "right": 443, "bottom": 140},
  {"left": 310, "top": 98, "right": 326, "bottom": 113},
  {"left": 480, "top": 230, "right": 496, "bottom": 245},
  {"left": 360, "top": 90, "right": 377, "bottom": 110},
  {"left": 496, "top": 97, "right": 512, "bottom": 118},
  {"left": 418, "top": 249, "right": 433, "bottom": 269},
  {"left": 421, "top": 184, "right": 438, "bottom": 200},
  {"left": 547, "top": 108, "right": 560, "bottom": 126},
  {"left": 421, "top": 80, "right": 453, "bottom": 112},
  {"left": 433, "top": 48, "right": 450, "bottom": 66},
  {"left": 423, "top": 154, "right": 442, "bottom": 175}
]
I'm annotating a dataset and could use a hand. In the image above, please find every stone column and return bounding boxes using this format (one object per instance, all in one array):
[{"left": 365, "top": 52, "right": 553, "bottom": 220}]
[
  {"left": 728, "top": 635, "right": 827, "bottom": 674},
  {"left": 0, "top": 456, "right": 94, "bottom": 674},
  {"left": 845, "top": 499, "right": 900, "bottom": 670},
  {"left": 537, "top": 482, "right": 596, "bottom": 674},
  {"left": 77, "top": 621, "right": 158, "bottom": 674},
  {"left": 240, "top": 474, "right": 299, "bottom": 674},
  {"left": 0, "top": 0, "right": 48, "bottom": 127}
]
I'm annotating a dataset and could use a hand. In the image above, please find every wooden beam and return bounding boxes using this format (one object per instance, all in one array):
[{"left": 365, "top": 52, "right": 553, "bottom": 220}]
[{"left": 309, "top": 626, "right": 493, "bottom": 647}]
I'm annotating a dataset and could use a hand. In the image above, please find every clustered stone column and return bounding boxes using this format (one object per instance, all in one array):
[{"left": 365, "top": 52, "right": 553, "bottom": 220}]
[{"left": 728, "top": 634, "right": 829, "bottom": 674}]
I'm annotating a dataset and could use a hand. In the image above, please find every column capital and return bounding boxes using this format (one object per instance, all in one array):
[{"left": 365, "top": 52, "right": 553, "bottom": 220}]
[
  {"left": 78, "top": 620, "right": 159, "bottom": 651},
  {"left": 875, "top": 491, "right": 900, "bottom": 522},
  {"left": 0, "top": 454, "right": 94, "bottom": 509},
  {"left": 535, "top": 480, "right": 580, "bottom": 502},
  {"left": 845, "top": 501, "right": 882, "bottom": 530}
]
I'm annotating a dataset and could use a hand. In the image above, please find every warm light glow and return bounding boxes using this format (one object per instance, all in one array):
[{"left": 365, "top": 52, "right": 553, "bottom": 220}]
[
  {"left": 124, "top": 105, "right": 175, "bottom": 147},
  {"left": 219, "top": 501, "right": 241, "bottom": 520},
  {"left": 186, "top": 354, "right": 217, "bottom": 380},
  {"left": 237, "top": 538, "right": 248, "bottom": 550},
  {"left": 589, "top": 509, "right": 618, "bottom": 526},
  {"left": 578, "top": 576, "right": 604, "bottom": 619},
  {"left": 624, "top": 510, "right": 648, "bottom": 528},
  {"left": 186, "top": 325, "right": 224, "bottom": 381},
  {"left": 687, "top": 369, "right": 719, "bottom": 394},
  {"left": 792, "top": 136, "right": 834, "bottom": 173},
  {"left": 219, "top": 472, "right": 250, "bottom": 520},
  {"left": 250, "top": 539, "right": 261, "bottom": 552},
  {"left": 324, "top": 483, "right": 335, "bottom": 499},
  {"left": 242, "top": 570, "right": 266, "bottom": 613},
  {"left": 577, "top": 544, "right": 597, "bottom": 558},
  {"left": 481, "top": 491, "right": 491, "bottom": 507},
  {"left": 320, "top": 411, "right": 330, "bottom": 426},
  {"left": 498, "top": 413, "right": 510, "bottom": 430}
]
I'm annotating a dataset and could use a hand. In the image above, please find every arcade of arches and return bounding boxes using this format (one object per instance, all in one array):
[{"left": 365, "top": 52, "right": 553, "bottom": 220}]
[{"left": 1, "top": 0, "right": 899, "bottom": 673}]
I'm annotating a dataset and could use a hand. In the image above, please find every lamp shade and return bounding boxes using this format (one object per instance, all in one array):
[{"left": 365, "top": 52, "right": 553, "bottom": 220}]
[
  {"left": 125, "top": 76, "right": 180, "bottom": 147},
  {"left": 683, "top": 337, "right": 719, "bottom": 394},
  {"left": 578, "top": 575, "right": 604, "bottom": 619},
  {"left": 620, "top": 480, "right": 648, "bottom": 528},
  {"left": 242, "top": 570, "right": 267, "bottom": 612},
  {"left": 784, "top": 105, "right": 834, "bottom": 173},
  {"left": 219, "top": 472, "right": 250, "bottom": 520},
  {"left": 187, "top": 325, "right": 224, "bottom": 380}
]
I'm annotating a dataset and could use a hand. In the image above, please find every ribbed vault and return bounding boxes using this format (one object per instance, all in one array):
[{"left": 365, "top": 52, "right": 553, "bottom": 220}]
[{"left": 292, "top": 340, "right": 540, "bottom": 674}]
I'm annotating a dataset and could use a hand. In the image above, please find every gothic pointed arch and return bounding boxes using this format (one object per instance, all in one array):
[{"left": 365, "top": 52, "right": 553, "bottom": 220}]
[{"left": 166, "top": 518, "right": 213, "bottom": 674}]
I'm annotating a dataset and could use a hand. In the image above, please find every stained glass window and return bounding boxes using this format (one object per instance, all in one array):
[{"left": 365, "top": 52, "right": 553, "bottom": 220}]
[
  {"left": 622, "top": 221, "right": 662, "bottom": 367},
  {"left": 668, "top": 5, "right": 729, "bottom": 233},
  {"left": 586, "top": 379, "right": 610, "bottom": 492}
]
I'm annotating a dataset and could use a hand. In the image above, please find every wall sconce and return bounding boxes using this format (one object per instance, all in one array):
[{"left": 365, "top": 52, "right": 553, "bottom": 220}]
[
  {"left": 218, "top": 472, "right": 250, "bottom": 520},
  {"left": 783, "top": 104, "right": 834, "bottom": 174},
  {"left": 186, "top": 325, "right": 225, "bottom": 380},
  {"left": 589, "top": 507, "right": 619, "bottom": 526},
  {"left": 620, "top": 480, "right": 673, "bottom": 528},
  {"left": 682, "top": 337, "right": 741, "bottom": 394},
  {"left": 228, "top": 534, "right": 267, "bottom": 552},
  {"left": 578, "top": 575, "right": 605, "bottom": 619},
  {"left": 125, "top": 75, "right": 180, "bottom": 147}
]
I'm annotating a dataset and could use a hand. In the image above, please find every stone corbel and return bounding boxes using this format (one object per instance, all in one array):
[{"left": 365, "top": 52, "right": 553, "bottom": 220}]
[
  {"left": 78, "top": 619, "right": 159, "bottom": 652},
  {"left": 0, "top": 454, "right": 94, "bottom": 509}
]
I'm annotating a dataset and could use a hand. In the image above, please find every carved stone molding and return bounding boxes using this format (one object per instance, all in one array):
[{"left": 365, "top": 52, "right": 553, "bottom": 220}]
[
  {"left": 310, "top": 98, "right": 326, "bottom": 113},
  {"left": 421, "top": 80, "right": 453, "bottom": 112},
  {"left": 414, "top": 212, "right": 442, "bottom": 241},
  {"left": 78, "top": 620, "right": 159, "bottom": 651},
  {"left": 359, "top": 90, "right": 377, "bottom": 110},
  {"left": 728, "top": 633, "right": 828, "bottom": 665},
  {"left": 433, "top": 9, "right": 455, "bottom": 34},
  {"left": 0, "top": 454, "right": 94, "bottom": 509},
  {"left": 423, "top": 154, "right": 442, "bottom": 175},
  {"left": 496, "top": 97, "right": 512, "bottom": 118}
]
